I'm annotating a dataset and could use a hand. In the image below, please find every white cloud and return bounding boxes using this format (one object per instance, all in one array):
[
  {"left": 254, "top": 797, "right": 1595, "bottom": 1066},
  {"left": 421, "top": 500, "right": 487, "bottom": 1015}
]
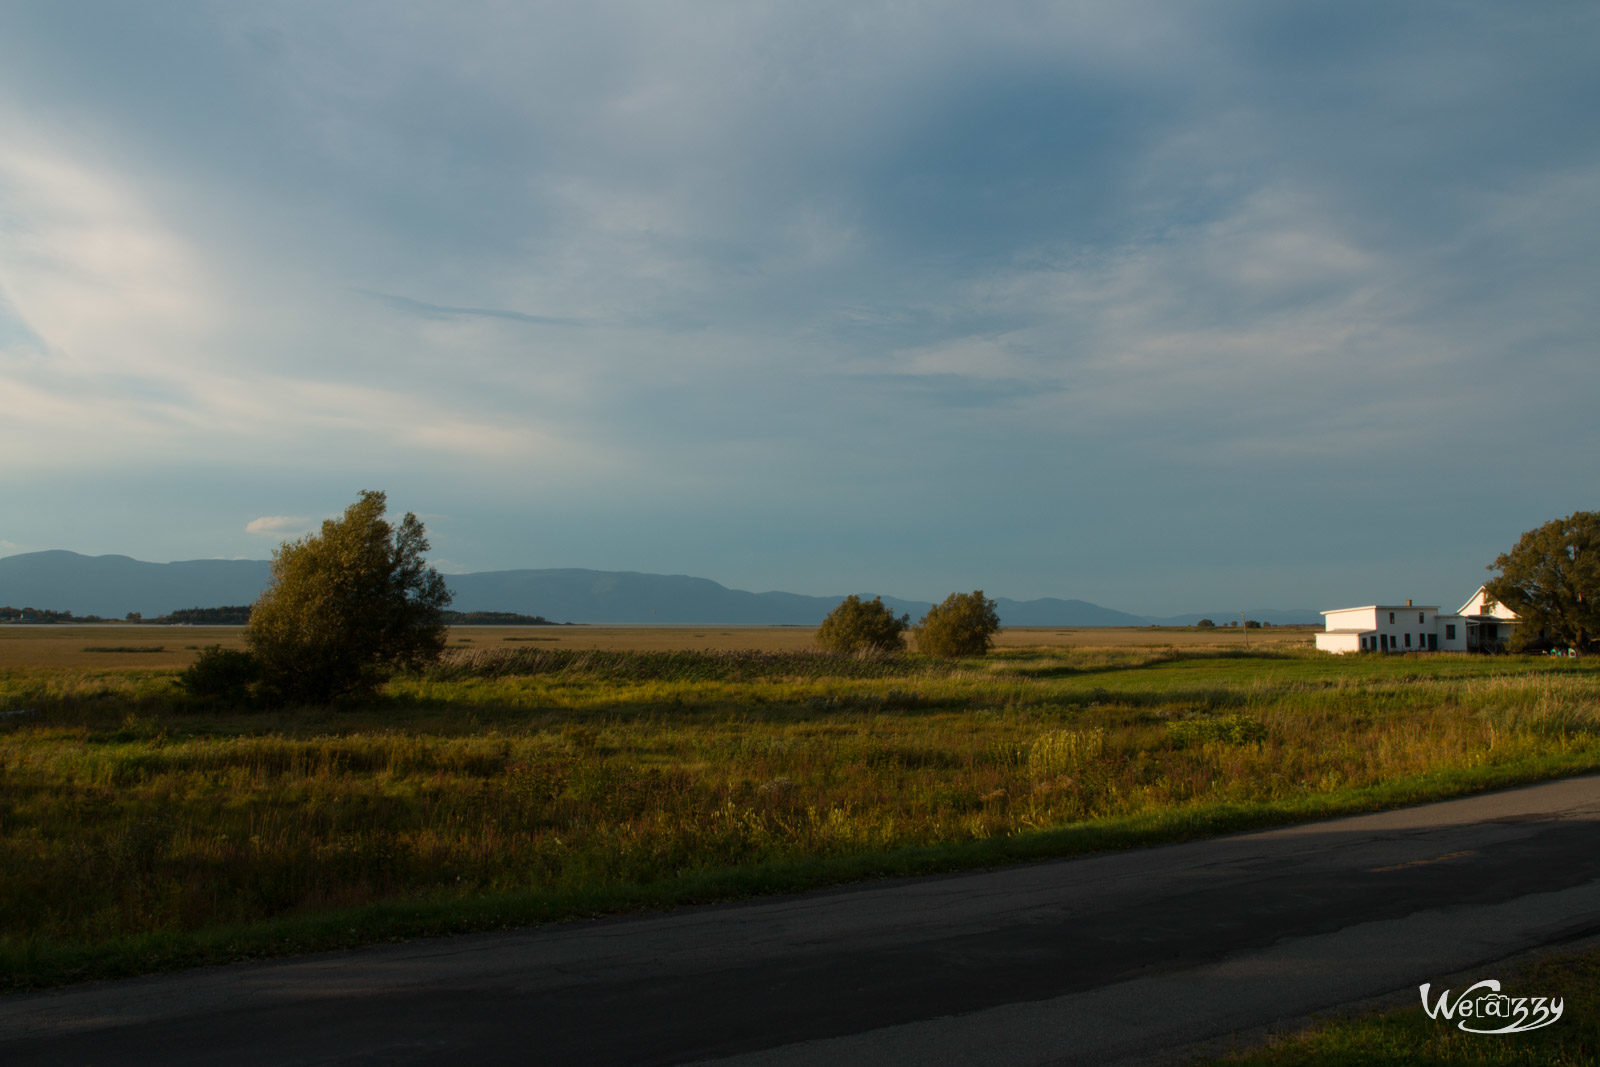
[
  {"left": 245, "top": 516, "right": 314, "bottom": 536},
  {"left": 0, "top": 132, "right": 222, "bottom": 371}
]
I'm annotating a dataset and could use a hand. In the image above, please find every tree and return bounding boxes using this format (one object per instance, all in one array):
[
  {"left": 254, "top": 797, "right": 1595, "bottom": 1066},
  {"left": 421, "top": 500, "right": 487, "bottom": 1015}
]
[
  {"left": 914, "top": 590, "right": 1001, "bottom": 658},
  {"left": 1196, "top": 618, "right": 1216, "bottom": 629},
  {"left": 247, "top": 491, "right": 452, "bottom": 701},
  {"left": 816, "top": 595, "right": 909, "bottom": 655},
  {"left": 1484, "top": 510, "right": 1600, "bottom": 653}
]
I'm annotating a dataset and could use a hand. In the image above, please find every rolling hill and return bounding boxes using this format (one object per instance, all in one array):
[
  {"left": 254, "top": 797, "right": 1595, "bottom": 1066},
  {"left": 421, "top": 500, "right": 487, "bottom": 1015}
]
[{"left": 0, "top": 550, "right": 1311, "bottom": 625}]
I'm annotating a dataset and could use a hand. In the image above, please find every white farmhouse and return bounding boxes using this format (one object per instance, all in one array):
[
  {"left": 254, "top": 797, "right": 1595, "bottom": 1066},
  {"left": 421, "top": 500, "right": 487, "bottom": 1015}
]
[{"left": 1314, "top": 586, "right": 1519, "bottom": 654}]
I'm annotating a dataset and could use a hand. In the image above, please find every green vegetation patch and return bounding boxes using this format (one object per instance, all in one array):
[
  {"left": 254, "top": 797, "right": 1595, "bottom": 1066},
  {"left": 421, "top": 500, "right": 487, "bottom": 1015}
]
[{"left": 3, "top": 646, "right": 1599, "bottom": 990}]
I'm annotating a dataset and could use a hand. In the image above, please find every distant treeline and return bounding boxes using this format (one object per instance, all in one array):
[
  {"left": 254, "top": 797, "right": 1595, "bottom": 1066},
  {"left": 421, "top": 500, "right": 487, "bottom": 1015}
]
[
  {"left": 0, "top": 606, "right": 112, "bottom": 623},
  {"left": 156, "top": 607, "right": 561, "bottom": 625},
  {"left": 161, "top": 606, "right": 254, "bottom": 625},
  {"left": 2, "top": 604, "right": 557, "bottom": 626},
  {"left": 441, "top": 610, "right": 559, "bottom": 626}
]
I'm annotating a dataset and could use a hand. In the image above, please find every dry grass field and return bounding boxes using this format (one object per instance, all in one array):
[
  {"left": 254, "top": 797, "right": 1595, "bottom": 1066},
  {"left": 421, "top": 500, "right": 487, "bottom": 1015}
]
[{"left": 0, "top": 622, "right": 1314, "bottom": 669}]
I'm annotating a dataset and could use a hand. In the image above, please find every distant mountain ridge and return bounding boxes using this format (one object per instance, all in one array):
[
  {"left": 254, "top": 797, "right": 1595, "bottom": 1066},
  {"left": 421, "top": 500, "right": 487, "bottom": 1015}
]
[
  {"left": 0, "top": 550, "right": 1317, "bottom": 625},
  {"left": 0, "top": 551, "right": 272, "bottom": 619}
]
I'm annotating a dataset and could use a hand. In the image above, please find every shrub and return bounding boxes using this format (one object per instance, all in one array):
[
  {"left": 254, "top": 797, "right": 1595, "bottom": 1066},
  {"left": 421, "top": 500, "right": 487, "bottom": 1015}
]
[
  {"left": 1166, "top": 714, "right": 1269, "bottom": 748},
  {"left": 914, "top": 590, "right": 1000, "bottom": 658},
  {"left": 179, "top": 646, "right": 260, "bottom": 701},
  {"left": 816, "top": 595, "right": 909, "bottom": 656}
]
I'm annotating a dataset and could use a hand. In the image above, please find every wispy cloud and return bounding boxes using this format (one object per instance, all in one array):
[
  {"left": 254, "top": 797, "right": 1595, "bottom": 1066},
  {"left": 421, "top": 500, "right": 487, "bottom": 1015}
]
[
  {"left": 353, "top": 289, "right": 588, "bottom": 328},
  {"left": 245, "top": 516, "right": 314, "bottom": 537}
]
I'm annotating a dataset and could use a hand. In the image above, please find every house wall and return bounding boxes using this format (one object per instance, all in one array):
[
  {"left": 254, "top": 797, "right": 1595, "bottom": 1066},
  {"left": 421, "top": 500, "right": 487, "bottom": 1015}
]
[
  {"left": 1457, "top": 588, "right": 1520, "bottom": 620},
  {"left": 1314, "top": 632, "right": 1363, "bottom": 654},
  {"left": 1318, "top": 604, "right": 1444, "bottom": 654},
  {"left": 1437, "top": 615, "right": 1467, "bottom": 651},
  {"left": 1319, "top": 588, "right": 1520, "bottom": 655},
  {"left": 1324, "top": 607, "right": 1378, "bottom": 631}
]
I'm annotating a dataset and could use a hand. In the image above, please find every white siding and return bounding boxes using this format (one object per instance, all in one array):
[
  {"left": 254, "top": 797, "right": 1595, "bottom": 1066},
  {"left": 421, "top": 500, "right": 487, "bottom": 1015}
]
[
  {"left": 1323, "top": 606, "right": 1379, "bottom": 631},
  {"left": 1315, "top": 632, "right": 1363, "bottom": 654},
  {"left": 1457, "top": 585, "right": 1520, "bottom": 620},
  {"left": 1437, "top": 615, "right": 1467, "bottom": 650}
]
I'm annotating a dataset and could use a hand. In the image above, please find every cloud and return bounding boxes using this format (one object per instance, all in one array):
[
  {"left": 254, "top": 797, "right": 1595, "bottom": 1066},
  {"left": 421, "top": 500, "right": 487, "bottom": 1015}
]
[
  {"left": 352, "top": 289, "right": 588, "bottom": 328},
  {"left": 0, "top": 2, "right": 1595, "bottom": 613},
  {"left": 245, "top": 516, "right": 314, "bottom": 537}
]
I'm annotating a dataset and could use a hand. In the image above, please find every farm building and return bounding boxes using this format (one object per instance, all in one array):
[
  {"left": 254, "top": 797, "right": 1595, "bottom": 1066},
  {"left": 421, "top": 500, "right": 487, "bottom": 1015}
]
[{"left": 1314, "top": 585, "right": 1519, "bottom": 654}]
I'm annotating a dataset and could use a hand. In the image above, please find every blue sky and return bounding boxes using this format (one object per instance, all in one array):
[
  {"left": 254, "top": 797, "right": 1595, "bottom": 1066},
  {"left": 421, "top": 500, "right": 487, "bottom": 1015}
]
[{"left": 1, "top": 2, "right": 1596, "bottom": 615}]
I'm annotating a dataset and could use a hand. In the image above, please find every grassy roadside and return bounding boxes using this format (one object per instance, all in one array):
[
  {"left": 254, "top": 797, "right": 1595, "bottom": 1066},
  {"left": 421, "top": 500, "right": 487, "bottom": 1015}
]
[
  {"left": 3, "top": 643, "right": 1598, "bottom": 992},
  {"left": 1213, "top": 941, "right": 1600, "bottom": 1065}
]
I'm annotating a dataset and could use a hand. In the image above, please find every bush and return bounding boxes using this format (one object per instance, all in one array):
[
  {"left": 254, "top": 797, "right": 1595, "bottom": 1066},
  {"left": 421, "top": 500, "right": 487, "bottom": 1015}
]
[
  {"left": 179, "top": 646, "right": 260, "bottom": 701},
  {"left": 1167, "top": 714, "right": 1269, "bottom": 748},
  {"left": 248, "top": 490, "right": 452, "bottom": 703},
  {"left": 816, "top": 595, "right": 909, "bottom": 656},
  {"left": 914, "top": 590, "right": 1001, "bottom": 658}
]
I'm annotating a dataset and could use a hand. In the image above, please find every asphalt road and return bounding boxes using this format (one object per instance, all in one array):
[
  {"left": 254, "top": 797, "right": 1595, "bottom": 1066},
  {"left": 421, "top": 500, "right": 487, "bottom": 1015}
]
[{"left": 5, "top": 775, "right": 1599, "bottom": 1066}]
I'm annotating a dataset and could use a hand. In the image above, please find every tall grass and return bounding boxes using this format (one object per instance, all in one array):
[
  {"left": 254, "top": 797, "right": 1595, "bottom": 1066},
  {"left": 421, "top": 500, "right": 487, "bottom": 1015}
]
[{"left": 2, "top": 647, "right": 1598, "bottom": 988}]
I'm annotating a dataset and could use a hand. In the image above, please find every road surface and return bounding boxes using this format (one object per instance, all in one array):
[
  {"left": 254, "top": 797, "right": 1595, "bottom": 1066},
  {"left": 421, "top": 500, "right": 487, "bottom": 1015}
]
[{"left": 4, "top": 775, "right": 1599, "bottom": 1065}]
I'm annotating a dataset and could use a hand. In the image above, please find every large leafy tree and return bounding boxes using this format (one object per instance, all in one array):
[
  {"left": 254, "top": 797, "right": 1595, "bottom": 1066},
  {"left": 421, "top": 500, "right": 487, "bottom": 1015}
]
[
  {"left": 816, "top": 595, "right": 909, "bottom": 655},
  {"left": 1484, "top": 510, "right": 1600, "bottom": 654},
  {"left": 248, "top": 491, "right": 452, "bottom": 701},
  {"left": 914, "top": 590, "right": 1001, "bottom": 658}
]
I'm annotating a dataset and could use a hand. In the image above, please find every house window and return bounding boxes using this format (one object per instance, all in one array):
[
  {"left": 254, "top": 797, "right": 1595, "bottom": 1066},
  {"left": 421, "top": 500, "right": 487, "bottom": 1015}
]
[
  {"left": 1405, "top": 633, "right": 1412, "bottom": 648},
  {"left": 1419, "top": 612, "right": 1425, "bottom": 624},
  {"left": 1446, "top": 624, "right": 1456, "bottom": 640},
  {"left": 1389, "top": 612, "right": 1395, "bottom": 623}
]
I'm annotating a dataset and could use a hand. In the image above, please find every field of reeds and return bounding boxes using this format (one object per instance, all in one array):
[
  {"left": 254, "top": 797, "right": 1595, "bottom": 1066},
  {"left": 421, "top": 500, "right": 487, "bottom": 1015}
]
[{"left": 2, "top": 627, "right": 1597, "bottom": 989}]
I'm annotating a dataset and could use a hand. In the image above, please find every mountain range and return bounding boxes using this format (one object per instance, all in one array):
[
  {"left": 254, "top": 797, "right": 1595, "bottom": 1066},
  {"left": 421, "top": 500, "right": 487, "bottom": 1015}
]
[{"left": 0, "top": 550, "right": 1319, "bottom": 626}]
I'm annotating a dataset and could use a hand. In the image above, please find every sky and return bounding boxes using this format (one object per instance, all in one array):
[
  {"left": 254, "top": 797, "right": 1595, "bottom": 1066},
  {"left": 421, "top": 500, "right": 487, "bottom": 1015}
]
[{"left": 1, "top": 2, "right": 1597, "bottom": 616}]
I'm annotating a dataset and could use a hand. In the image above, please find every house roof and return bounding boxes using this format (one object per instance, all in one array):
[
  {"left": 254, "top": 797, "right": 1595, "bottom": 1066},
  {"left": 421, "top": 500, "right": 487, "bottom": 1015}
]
[{"left": 1320, "top": 605, "right": 1440, "bottom": 615}]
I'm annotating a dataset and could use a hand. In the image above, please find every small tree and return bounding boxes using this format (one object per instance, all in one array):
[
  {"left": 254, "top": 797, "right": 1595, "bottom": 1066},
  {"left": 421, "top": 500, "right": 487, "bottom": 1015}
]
[
  {"left": 816, "top": 595, "right": 909, "bottom": 655},
  {"left": 1196, "top": 618, "right": 1216, "bottom": 629},
  {"left": 914, "top": 590, "right": 1001, "bottom": 658},
  {"left": 248, "top": 491, "right": 452, "bottom": 702},
  {"left": 1484, "top": 510, "right": 1600, "bottom": 653}
]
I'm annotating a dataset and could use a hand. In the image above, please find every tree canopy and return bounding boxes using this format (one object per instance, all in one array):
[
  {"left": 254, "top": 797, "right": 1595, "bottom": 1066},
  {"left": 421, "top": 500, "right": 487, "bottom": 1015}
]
[
  {"left": 247, "top": 491, "right": 452, "bottom": 701},
  {"left": 816, "top": 595, "right": 909, "bottom": 655},
  {"left": 914, "top": 590, "right": 1001, "bottom": 658},
  {"left": 1484, "top": 510, "right": 1599, "bottom": 654}
]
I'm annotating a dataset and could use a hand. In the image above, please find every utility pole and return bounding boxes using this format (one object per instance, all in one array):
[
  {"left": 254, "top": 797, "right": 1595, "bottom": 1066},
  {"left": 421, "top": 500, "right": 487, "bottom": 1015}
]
[{"left": 1242, "top": 611, "right": 1248, "bottom": 648}]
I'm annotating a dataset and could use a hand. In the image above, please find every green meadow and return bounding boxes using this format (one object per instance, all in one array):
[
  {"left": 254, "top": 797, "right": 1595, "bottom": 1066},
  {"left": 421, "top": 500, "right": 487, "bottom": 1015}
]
[{"left": 3, "top": 629, "right": 1599, "bottom": 992}]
